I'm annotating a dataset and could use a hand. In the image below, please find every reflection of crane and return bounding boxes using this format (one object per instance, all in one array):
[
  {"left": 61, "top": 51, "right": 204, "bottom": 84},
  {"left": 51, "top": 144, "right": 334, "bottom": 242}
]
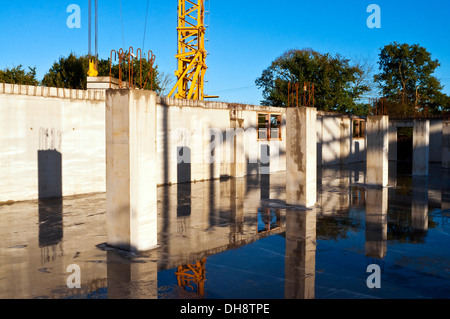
[
  {"left": 175, "top": 258, "right": 207, "bottom": 295},
  {"left": 168, "top": 0, "right": 218, "bottom": 100}
]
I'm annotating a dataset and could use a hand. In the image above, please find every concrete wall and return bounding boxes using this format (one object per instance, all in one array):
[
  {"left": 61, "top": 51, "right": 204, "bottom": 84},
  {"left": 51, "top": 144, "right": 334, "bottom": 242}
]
[
  {"left": 1, "top": 83, "right": 368, "bottom": 202},
  {"left": 317, "top": 114, "right": 366, "bottom": 166},
  {"left": 156, "top": 97, "right": 287, "bottom": 185},
  {"left": 0, "top": 84, "right": 106, "bottom": 203},
  {"left": 1, "top": 84, "right": 288, "bottom": 202},
  {"left": 429, "top": 119, "right": 443, "bottom": 163},
  {"left": 389, "top": 119, "right": 443, "bottom": 163}
]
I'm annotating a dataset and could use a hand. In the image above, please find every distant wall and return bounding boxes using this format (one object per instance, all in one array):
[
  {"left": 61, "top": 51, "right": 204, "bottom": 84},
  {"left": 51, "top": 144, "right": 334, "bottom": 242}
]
[
  {"left": 1, "top": 83, "right": 367, "bottom": 202},
  {"left": 155, "top": 97, "right": 287, "bottom": 185},
  {"left": 388, "top": 119, "right": 443, "bottom": 163},
  {"left": 317, "top": 113, "right": 366, "bottom": 166}
]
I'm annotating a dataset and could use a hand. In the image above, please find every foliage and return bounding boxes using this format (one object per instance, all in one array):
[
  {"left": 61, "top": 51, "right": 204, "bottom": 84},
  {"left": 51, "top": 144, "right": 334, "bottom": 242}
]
[
  {"left": 374, "top": 42, "right": 449, "bottom": 116},
  {"left": 0, "top": 65, "right": 39, "bottom": 85},
  {"left": 41, "top": 52, "right": 161, "bottom": 93},
  {"left": 255, "top": 49, "right": 371, "bottom": 114},
  {"left": 42, "top": 53, "right": 90, "bottom": 89}
]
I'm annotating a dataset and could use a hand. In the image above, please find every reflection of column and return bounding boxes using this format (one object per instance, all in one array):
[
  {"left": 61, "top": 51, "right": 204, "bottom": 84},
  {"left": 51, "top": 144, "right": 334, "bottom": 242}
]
[
  {"left": 229, "top": 178, "right": 245, "bottom": 245},
  {"left": 412, "top": 176, "right": 429, "bottom": 231},
  {"left": 107, "top": 250, "right": 158, "bottom": 299},
  {"left": 366, "top": 116, "right": 389, "bottom": 187},
  {"left": 413, "top": 120, "right": 430, "bottom": 176},
  {"left": 286, "top": 107, "right": 317, "bottom": 207},
  {"left": 365, "top": 188, "right": 388, "bottom": 259},
  {"left": 285, "top": 209, "right": 316, "bottom": 299}
]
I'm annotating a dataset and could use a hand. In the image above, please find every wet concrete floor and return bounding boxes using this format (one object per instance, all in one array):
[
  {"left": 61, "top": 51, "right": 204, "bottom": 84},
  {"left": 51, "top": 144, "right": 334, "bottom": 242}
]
[{"left": 0, "top": 163, "right": 449, "bottom": 299}]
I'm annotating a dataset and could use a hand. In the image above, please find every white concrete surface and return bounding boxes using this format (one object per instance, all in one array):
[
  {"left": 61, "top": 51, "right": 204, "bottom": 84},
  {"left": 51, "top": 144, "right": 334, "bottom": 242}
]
[
  {"left": 366, "top": 116, "right": 389, "bottom": 187},
  {"left": 286, "top": 107, "right": 317, "bottom": 207},
  {"left": 106, "top": 89, "right": 158, "bottom": 252}
]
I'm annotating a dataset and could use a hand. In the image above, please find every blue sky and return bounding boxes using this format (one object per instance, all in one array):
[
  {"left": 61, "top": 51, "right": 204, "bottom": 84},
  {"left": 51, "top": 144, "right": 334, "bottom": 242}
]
[{"left": 1, "top": 0, "right": 450, "bottom": 105}]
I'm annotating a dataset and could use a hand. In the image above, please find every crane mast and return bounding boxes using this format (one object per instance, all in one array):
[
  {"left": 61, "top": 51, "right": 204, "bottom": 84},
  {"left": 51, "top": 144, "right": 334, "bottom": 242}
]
[{"left": 169, "top": 0, "right": 216, "bottom": 100}]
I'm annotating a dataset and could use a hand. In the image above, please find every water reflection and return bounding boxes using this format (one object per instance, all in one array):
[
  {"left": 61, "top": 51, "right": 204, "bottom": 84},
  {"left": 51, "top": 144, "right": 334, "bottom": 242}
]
[
  {"left": 411, "top": 176, "right": 429, "bottom": 232},
  {"left": 285, "top": 209, "right": 316, "bottom": 299},
  {"left": 365, "top": 188, "right": 388, "bottom": 260},
  {"left": 175, "top": 258, "right": 207, "bottom": 296},
  {"left": 0, "top": 164, "right": 449, "bottom": 299}
]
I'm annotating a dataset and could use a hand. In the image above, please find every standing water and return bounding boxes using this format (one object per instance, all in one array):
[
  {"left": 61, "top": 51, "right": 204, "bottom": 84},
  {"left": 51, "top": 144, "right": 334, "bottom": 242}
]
[{"left": 0, "top": 163, "right": 449, "bottom": 299}]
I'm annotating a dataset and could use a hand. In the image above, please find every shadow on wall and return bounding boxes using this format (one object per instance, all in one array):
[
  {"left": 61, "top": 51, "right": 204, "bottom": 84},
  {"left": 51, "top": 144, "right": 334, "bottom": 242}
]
[
  {"left": 261, "top": 144, "right": 270, "bottom": 200},
  {"left": 37, "top": 150, "right": 63, "bottom": 249},
  {"left": 177, "top": 146, "right": 192, "bottom": 217}
]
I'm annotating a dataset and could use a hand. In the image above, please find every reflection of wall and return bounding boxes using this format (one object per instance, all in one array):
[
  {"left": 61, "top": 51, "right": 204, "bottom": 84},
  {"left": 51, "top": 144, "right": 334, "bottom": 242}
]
[
  {"left": 285, "top": 209, "right": 316, "bottom": 299},
  {"left": 0, "top": 194, "right": 107, "bottom": 299},
  {"left": 156, "top": 177, "right": 286, "bottom": 271},
  {"left": 316, "top": 167, "right": 351, "bottom": 216}
]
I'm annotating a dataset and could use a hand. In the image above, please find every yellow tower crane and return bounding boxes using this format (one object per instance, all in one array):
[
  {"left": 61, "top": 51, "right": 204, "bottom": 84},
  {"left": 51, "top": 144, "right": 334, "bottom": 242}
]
[{"left": 168, "top": 0, "right": 218, "bottom": 100}]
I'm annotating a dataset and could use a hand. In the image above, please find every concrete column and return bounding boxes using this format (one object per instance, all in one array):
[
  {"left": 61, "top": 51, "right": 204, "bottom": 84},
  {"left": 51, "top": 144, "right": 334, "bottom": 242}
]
[
  {"left": 388, "top": 123, "right": 397, "bottom": 161},
  {"left": 366, "top": 116, "right": 389, "bottom": 187},
  {"left": 286, "top": 107, "right": 317, "bottom": 208},
  {"left": 413, "top": 120, "right": 430, "bottom": 175},
  {"left": 340, "top": 117, "right": 351, "bottom": 164},
  {"left": 365, "top": 187, "right": 388, "bottom": 259},
  {"left": 106, "top": 89, "right": 158, "bottom": 252},
  {"left": 411, "top": 176, "right": 428, "bottom": 231},
  {"left": 285, "top": 208, "right": 316, "bottom": 299},
  {"left": 443, "top": 121, "right": 450, "bottom": 169}
]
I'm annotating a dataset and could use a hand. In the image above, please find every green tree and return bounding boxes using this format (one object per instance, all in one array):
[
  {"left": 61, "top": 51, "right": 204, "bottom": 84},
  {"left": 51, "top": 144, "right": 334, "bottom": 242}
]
[
  {"left": 255, "top": 49, "right": 371, "bottom": 114},
  {"left": 0, "top": 65, "right": 39, "bottom": 85},
  {"left": 42, "top": 53, "right": 89, "bottom": 89},
  {"left": 374, "top": 42, "right": 448, "bottom": 116},
  {"left": 42, "top": 52, "right": 161, "bottom": 93}
]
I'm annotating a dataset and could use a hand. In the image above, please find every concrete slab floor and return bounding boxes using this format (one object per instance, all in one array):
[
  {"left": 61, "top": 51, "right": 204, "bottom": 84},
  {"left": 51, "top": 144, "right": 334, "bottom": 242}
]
[{"left": 0, "top": 163, "right": 449, "bottom": 299}]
